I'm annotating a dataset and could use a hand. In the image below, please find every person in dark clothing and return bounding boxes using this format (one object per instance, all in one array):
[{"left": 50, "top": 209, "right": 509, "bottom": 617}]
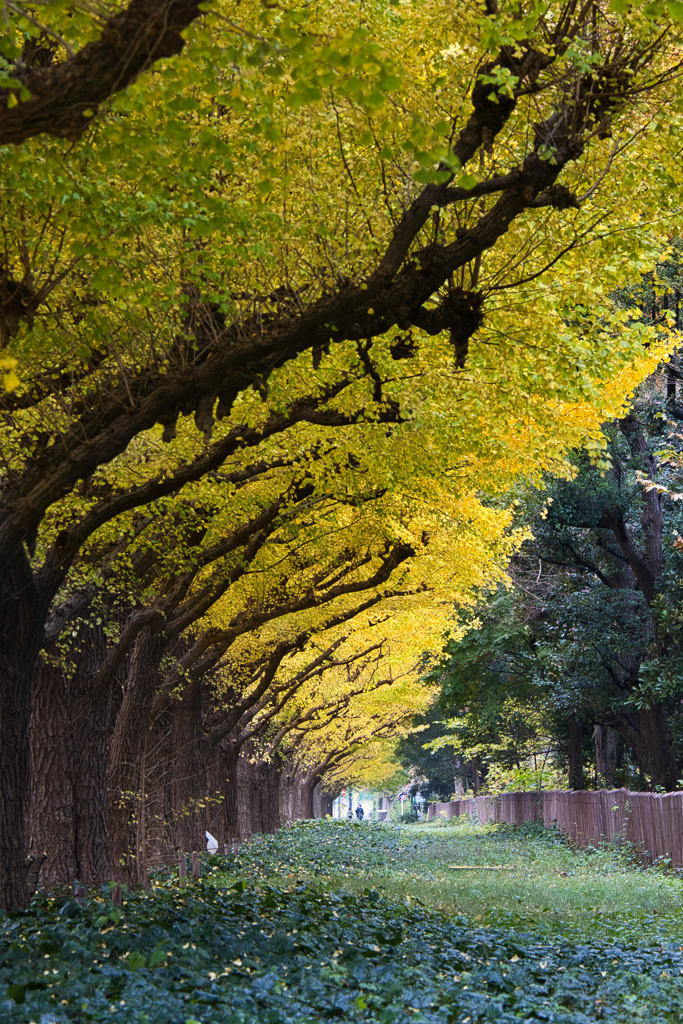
[{"left": 355, "top": 805, "right": 364, "bottom": 820}]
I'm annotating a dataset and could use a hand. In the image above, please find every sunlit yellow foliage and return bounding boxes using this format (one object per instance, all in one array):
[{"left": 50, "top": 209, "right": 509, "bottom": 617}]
[{"left": 3, "top": 0, "right": 683, "bottom": 794}]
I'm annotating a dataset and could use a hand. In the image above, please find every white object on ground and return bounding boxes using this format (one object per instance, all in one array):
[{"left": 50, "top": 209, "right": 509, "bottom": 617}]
[{"left": 205, "top": 830, "right": 218, "bottom": 853}]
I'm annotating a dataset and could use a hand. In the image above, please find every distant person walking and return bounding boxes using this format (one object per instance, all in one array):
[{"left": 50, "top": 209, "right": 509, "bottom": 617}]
[{"left": 355, "top": 805, "right": 364, "bottom": 820}]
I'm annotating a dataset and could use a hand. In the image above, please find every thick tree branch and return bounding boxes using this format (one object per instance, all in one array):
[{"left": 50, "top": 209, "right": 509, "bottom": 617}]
[
  {"left": 0, "top": 28, "right": 654, "bottom": 581},
  {"left": 0, "top": 0, "right": 203, "bottom": 146},
  {"left": 602, "top": 512, "right": 657, "bottom": 605},
  {"left": 32, "top": 378, "right": 357, "bottom": 601}
]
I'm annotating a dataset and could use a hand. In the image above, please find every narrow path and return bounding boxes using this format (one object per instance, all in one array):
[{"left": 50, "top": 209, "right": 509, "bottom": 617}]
[{"left": 2, "top": 819, "right": 683, "bottom": 1022}]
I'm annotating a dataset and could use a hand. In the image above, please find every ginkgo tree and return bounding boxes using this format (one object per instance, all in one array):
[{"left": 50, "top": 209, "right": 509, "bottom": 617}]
[
  {"left": 1, "top": 0, "right": 683, "bottom": 906},
  {"left": 25, "top": 388, "right": 524, "bottom": 885}
]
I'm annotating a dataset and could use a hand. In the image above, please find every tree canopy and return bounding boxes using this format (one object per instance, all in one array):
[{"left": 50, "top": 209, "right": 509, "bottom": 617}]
[{"left": 2, "top": 0, "right": 683, "bottom": 906}]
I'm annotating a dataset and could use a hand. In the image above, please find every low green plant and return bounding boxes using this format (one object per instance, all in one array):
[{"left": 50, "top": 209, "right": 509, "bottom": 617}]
[{"left": 2, "top": 819, "right": 683, "bottom": 1022}]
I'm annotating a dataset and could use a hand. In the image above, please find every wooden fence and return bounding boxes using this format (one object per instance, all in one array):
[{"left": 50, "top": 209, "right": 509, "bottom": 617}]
[{"left": 427, "top": 788, "right": 683, "bottom": 867}]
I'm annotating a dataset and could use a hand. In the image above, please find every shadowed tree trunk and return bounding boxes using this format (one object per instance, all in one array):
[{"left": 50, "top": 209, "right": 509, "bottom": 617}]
[
  {"left": 219, "top": 742, "right": 241, "bottom": 842},
  {"left": 247, "top": 758, "right": 281, "bottom": 835},
  {"left": 107, "top": 623, "right": 165, "bottom": 885},
  {"left": 568, "top": 717, "right": 584, "bottom": 791},
  {"left": 298, "top": 771, "right": 320, "bottom": 820},
  {"left": 605, "top": 416, "right": 679, "bottom": 786},
  {"left": 278, "top": 763, "right": 296, "bottom": 824},
  {"left": 612, "top": 704, "right": 680, "bottom": 791},
  {"left": 263, "top": 756, "right": 283, "bottom": 833},
  {"left": 171, "top": 678, "right": 208, "bottom": 855},
  {"left": 236, "top": 756, "right": 251, "bottom": 837},
  {"left": 313, "top": 784, "right": 333, "bottom": 819},
  {"left": 25, "top": 661, "right": 73, "bottom": 885},
  {"left": 593, "top": 725, "right": 620, "bottom": 789},
  {"left": 26, "top": 626, "right": 111, "bottom": 886},
  {"left": 204, "top": 739, "right": 228, "bottom": 851},
  {"left": 0, "top": 551, "right": 45, "bottom": 908}
]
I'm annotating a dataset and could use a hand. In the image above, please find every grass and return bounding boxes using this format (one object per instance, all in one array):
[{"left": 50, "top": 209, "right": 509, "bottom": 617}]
[
  {"left": 2, "top": 817, "right": 683, "bottom": 1022},
  {"left": 308, "top": 818, "right": 683, "bottom": 943}
]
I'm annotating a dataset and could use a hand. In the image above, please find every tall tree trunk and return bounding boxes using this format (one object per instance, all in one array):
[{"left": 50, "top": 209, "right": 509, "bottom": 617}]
[
  {"left": 289, "top": 750, "right": 339, "bottom": 820},
  {"left": 568, "top": 717, "right": 584, "bottom": 790},
  {"left": 593, "top": 724, "right": 606, "bottom": 788},
  {"left": 452, "top": 756, "right": 465, "bottom": 796},
  {"left": 605, "top": 727, "right": 619, "bottom": 787},
  {"left": 203, "top": 738, "right": 227, "bottom": 851},
  {"left": 0, "top": 549, "right": 44, "bottom": 909},
  {"left": 470, "top": 761, "right": 480, "bottom": 795},
  {"left": 25, "top": 661, "right": 74, "bottom": 885},
  {"left": 219, "top": 743, "right": 240, "bottom": 843},
  {"left": 26, "top": 631, "right": 110, "bottom": 886},
  {"left": 107, "top": 624, "right": 165, "bottom": 885},
  {"left": 140, "top": 710, "right": 179, "bottom": 865},
  {"left": 612, "top": 703, "right": 680, "bottom": 791},
  {"left": 236, "top": 753, "right": 253, "bottom": 838},
  {"left": 265, "top": 756, "right": 283, "bottom": 832},
  {"left": 297, "top": 771, "right": 320, "bottom": 819},
  {"left": 171, "top": 679, "right": 207, "bottom": 855},
  {"left": 593, "top": 725, "right": 619, "bottom": 789},
  {"left": 247, "top": 758, "right": 281, "bottom": 834},
  {"left": 278, "top": 763, "right": 296, "bottom": 824},
  {"left": 313, "top": 784, "right": 333, "bottom": 818},
  {"left": 71, "top": 631, "right": 111, "bottom": 883}
]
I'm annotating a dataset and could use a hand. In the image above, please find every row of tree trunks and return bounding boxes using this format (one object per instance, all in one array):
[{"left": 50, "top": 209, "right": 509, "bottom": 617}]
[
  {"left": 22, "top": 634, "right": 330, "bottom": 889},
  {"left": 568, "top": 712, "right": 674, "bottom": 793},
  {"left": 19, "top": 610, "right": 683, "bottom": 896}
]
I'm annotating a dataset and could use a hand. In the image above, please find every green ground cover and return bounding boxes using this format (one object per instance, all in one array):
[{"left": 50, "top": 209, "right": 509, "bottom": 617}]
[{"left": 2, "top": 818, "right": 683, "bottom": 1023}]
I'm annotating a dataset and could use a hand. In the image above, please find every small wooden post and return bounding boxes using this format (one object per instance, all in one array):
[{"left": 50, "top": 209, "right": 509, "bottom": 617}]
[
  {"left": 224, "top": 843, "right": 230, "bottom": 856},
  {"left": 192, "top": 851, "right": 200, "bottom": 879},
  {"left": 178, "top": 853, "right": 187, "bottom": 888},
  {"left": 232, "top": 838, "right": 239, "bottom": 855},
  {"left": 112, "top": 870, "right": 122, "bottom": 906},
  {"left": 74, "top": 885, "right": 88, "bottom": 908}
]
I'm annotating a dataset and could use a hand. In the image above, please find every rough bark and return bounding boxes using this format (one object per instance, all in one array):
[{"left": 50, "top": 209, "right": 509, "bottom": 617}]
[
  {"left": 0, "top": 0, "right": 202, "bottom": 147},
  {"left": 106, "top": 623, "right": 165, "bottom": 885},
  {"left": 0, "top": 549, "right": 45, "bottom": 908},
  {"left": 25, "top": 661, "right": 73, "bottom": 885},
  {"left": 278, "top": 762, "right": 296, "bottom": 824},
  {"left": 219, "top": 743, "right": 241, "bottom": 842},
  {"left": 246, "top": 758, "right": 281, "bottom": 835},
  {"left": 171, "top": 678, "right": 208, "bottom": 855},
  {"left": 26, "top": 627, "right": 110, "bottom": 886},
  {"left": 203, "top": 738, "right": 227, "bottom": 851}
]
